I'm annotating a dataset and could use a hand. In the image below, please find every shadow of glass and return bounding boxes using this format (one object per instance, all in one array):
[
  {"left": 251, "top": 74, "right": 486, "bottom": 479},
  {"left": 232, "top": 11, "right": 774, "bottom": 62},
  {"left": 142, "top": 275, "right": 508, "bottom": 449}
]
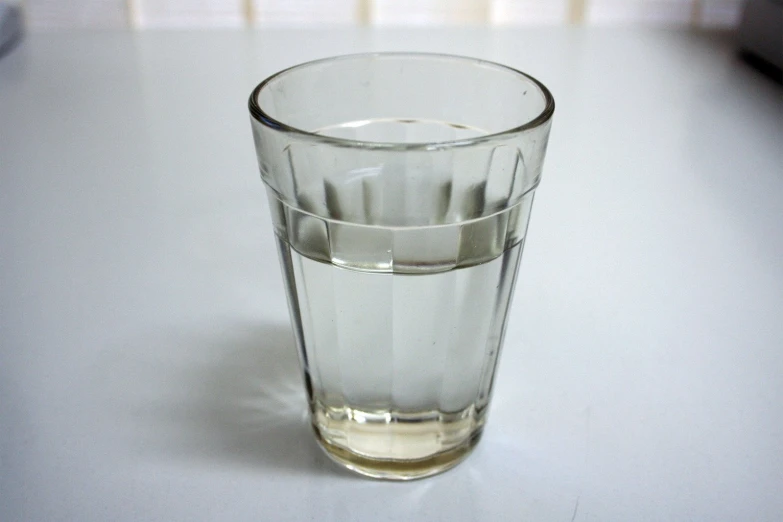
[
  {"left": 127, "top": 321, "right": 353, "bottom": 478},
  {"left": 111, "top": 321, "right": 586, "bottom": 511}
]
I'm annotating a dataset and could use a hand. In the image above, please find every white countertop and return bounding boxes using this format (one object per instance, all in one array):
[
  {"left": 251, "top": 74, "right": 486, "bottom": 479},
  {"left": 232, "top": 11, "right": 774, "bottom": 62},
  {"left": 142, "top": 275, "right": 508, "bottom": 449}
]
[{"left": 1, "top": 28, "right": 781, "bottom": 521}]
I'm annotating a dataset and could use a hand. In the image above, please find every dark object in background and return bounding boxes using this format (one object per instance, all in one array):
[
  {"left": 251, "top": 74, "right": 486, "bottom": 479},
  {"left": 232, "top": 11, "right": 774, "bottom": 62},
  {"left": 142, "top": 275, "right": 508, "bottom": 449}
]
[
  {"left": 738, "top": 0, "right": 783, "bottom": 83},
  {"left": 0, "top": 2, "right": 23, "bottom": 59}
]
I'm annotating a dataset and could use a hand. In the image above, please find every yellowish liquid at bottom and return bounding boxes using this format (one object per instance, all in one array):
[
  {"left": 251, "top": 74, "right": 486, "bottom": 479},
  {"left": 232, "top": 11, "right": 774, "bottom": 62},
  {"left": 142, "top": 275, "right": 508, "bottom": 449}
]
[{"left": 312, "top": 401, "right": 485, "bottom": 480}]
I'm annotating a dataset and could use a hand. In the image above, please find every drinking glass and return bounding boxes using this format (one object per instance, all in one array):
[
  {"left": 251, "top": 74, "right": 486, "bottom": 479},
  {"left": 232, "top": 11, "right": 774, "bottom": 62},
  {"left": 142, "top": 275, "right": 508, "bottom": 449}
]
[{"left": 248, "top": 53, "right": 554, "bottom": 480}]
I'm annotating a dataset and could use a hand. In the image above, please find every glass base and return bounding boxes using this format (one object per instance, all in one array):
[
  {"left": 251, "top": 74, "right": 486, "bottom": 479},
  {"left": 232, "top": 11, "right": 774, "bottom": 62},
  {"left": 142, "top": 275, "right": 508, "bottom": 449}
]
[{"left": 314, "top": 425, "right": 483, "bottom": 480}]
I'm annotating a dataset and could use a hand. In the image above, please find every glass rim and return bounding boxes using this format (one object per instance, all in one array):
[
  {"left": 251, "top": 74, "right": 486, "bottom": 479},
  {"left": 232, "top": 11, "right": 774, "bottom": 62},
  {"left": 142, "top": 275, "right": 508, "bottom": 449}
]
[{"left": 248, "top": 52, "right": 555, "bottom": 151}]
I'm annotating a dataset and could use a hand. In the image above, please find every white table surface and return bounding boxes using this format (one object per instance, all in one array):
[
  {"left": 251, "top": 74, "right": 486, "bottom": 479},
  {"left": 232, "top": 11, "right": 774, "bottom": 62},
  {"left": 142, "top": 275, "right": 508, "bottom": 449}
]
[{"left": 1, "top": 28, "right": 782, "bottom": 521}]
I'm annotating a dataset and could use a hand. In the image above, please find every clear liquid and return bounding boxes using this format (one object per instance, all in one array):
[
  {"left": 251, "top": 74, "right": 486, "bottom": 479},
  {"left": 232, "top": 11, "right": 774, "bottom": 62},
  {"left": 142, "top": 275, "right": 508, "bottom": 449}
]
[{"left": 273, "top": 202, "right": 528, "bottom": 479}]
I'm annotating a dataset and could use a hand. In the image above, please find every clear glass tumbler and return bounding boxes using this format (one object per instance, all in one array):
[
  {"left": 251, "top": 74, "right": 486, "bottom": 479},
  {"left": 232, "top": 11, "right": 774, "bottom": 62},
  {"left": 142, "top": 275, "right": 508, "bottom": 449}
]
[{"left": 248, "top": 53, "right": 554, "bottom": 480}]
